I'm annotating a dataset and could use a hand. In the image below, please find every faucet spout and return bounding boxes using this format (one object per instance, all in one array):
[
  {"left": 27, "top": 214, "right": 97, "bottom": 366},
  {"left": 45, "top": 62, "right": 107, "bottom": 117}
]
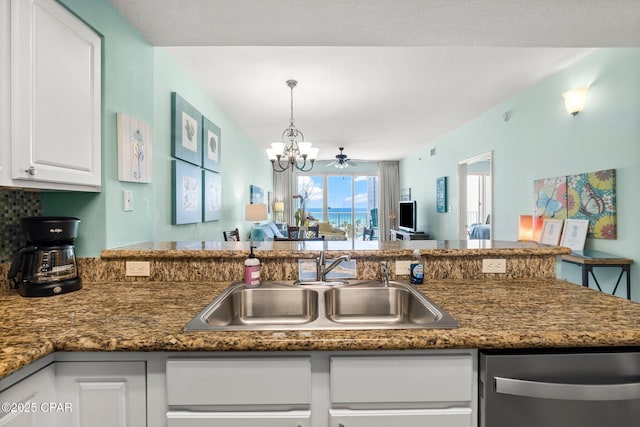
[
  {"left": 317, "top": 251, "right": 350, "bottom": 281},
  {"left": 380, "top": 261, "right": 389, "bottom": 287}
]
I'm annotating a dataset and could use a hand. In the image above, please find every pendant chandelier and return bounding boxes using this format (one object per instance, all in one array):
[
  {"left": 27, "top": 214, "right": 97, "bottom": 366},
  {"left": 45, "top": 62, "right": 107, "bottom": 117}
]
[{"left": 266, "top": 80, "right": 318, "bottom": 172}]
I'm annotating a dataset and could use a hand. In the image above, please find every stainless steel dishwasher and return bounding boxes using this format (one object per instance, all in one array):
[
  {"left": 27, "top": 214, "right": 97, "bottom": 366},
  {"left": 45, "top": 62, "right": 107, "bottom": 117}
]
[{"left": 480, "top": 350, "right": 640, "bottom": 427}]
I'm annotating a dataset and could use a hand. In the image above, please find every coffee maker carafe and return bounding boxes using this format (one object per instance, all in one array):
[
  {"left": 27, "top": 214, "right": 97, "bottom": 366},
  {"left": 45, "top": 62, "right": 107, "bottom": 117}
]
[{"left": 8, "top": 217, "right": 82, "bottom": 297}]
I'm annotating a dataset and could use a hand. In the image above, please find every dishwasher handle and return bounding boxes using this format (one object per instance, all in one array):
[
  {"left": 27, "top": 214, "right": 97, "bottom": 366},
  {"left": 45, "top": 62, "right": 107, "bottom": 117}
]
[{"left": 494, "top": 376, "right": 640, "bottom": 401}]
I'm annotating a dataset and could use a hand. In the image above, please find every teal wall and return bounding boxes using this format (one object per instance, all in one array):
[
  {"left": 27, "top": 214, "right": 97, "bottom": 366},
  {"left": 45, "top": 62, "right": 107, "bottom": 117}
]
[
  {"left": 42, "top": 0, "right": 154, "bottom": 257},
  {"left": 400, "top": 49, "right": 640, "bottom": 299},
  {"left": 152, "top": 48, "right": 272, "bottom": 241},
  {"left": 42, "top": 0, "right": 271, "bottom": 255}
]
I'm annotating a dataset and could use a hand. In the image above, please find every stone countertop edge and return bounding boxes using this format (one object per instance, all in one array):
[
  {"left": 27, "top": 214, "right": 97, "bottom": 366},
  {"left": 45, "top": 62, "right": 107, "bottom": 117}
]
[
  {"left": 100, "top": 240, "right": 571, "bottom": 259},
  {"left": 1, "top": 277, "right": 640, "bottom": 381}
]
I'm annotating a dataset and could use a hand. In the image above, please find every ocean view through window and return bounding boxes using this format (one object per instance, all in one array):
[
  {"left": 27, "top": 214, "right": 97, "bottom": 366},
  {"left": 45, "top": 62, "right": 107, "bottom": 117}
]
[{"left": 297, "top": 174, "right": 378, "bottom": 240}]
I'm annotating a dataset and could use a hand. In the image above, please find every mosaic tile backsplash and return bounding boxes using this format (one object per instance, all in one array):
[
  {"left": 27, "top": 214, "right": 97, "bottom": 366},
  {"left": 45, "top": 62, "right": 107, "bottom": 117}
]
[{"left": 0, "top": 189, "right": 41, "bottom": 262}]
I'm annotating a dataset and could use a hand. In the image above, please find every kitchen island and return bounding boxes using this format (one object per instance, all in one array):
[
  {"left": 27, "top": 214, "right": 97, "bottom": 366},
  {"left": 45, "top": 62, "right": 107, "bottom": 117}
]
[
  {"left": 2, "top": 241, "right": 640, "bottom": 426},
  {"left": 2, "top": 276, "right": 640, "bottom": 379}
]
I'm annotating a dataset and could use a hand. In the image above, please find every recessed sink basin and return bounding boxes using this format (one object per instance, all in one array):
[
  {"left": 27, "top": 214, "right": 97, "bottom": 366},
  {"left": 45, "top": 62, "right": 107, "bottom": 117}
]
[
  {"left": 184, "top": 280, "right": 458, "bottom": 331},
  {"left": 325, "top": 286, "right": 440, "bottom": 325},
  {"left": 187, "top": 284, "right": 318, "bottom": 328}
]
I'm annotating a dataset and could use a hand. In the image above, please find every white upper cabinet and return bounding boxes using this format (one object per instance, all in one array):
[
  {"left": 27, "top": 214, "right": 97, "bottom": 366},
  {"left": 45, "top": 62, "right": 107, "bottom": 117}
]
[
  {"left": 3, "top": 0, "right": 101, "bottom": 191},
  {"left": 0, "top": 0, "right": 10, "bottom": 180}
]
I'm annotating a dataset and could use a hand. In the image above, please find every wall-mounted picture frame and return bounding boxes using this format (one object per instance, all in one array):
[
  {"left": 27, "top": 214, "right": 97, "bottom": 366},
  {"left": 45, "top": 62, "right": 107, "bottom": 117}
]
[
  {"left": 400, "top": 187, "right": 411, "bottom": 201},
  {"left": 560, "top": 219, "right": 589, "bottom": 251},
  {"left": 436, "top": 177, "right": 447, "bottom": 213},
  {"left": 171, "top": 92, "right": 202, "bottom": 166},
  {"left": 172, "top": 160, "right": 202, "bottom": 224},
  {"left": 202, "top": 169, "right": 222, "bottom": 222},
  {"left": 116, "top": 112, "right": 153, "bottom": 183},
  {"left": 250, "top": 185, "right": 264, "bottom": 204},
  {"left": 540, "top": 218, "right": 564, "bottom": 245},
  {"left": 202, "top": 115, "right": 221, "bottom": 172}
]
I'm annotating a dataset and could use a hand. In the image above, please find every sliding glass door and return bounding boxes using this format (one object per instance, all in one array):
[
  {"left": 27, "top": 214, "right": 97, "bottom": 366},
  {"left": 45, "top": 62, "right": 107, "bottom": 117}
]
[{"left": 297, "top": 174, "right": 378, "bottom": 240}]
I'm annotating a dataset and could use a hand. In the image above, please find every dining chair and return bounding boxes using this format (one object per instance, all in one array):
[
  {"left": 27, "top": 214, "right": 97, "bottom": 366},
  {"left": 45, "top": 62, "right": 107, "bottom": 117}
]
[
  {"left": 362, "top": 227, "right": 374, "bottom": 240},
  {"left": 223, "top": 228, "right": 240, "bottom": 241}
]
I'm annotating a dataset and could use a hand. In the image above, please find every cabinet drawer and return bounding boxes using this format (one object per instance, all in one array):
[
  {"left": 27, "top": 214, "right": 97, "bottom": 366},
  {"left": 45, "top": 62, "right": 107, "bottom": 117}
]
[
  {"left": 329, "top": 408, "right": 472, "bottom": 427},
  {"left": 166, "top": 357, "right": 311, "bottom": 406},
  {"left": 167, "top": 410, "right": 311, "bottom": 427},
  {"left": 331, "top": 354, "right": 472, "bottom": 403}
]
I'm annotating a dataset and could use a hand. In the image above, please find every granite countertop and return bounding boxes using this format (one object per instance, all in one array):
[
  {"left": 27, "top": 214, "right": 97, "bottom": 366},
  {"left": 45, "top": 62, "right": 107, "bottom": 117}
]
[
  {"left": 100, "top": 240, "right": 570, "bottom": 259},
  {"left": 2, "top": 277, "right": 640, "bottom": 379}
]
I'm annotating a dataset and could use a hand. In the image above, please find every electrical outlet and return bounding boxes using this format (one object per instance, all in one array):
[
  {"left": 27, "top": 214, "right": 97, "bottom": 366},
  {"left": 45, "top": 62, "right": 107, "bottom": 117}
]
[
  {"left": 396, "top": 260, "right": 411, "bottom": 275},
  {"left": 125, "top": 261, "right": 150, "bottom": 277},
  {"left": 482, "top": 259, "right": 506, "bottom": 274}
]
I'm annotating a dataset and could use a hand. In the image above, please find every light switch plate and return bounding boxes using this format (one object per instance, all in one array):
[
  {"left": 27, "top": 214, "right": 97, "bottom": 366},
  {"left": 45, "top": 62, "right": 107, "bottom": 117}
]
[{"left": 123, "top": 190, "right": 133, "bottom": 211}]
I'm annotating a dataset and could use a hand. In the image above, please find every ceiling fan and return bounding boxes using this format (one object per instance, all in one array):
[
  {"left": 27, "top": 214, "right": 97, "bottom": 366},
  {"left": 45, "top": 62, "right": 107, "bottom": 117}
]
[{"left": 326, "top": 147, "right": 363, "bottom": 169}]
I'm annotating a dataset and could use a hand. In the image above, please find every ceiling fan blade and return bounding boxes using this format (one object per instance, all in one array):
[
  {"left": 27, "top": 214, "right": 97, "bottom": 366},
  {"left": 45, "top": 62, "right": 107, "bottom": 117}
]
[{"left": 326, "top": 161, "right": 337, "bottom": 166}]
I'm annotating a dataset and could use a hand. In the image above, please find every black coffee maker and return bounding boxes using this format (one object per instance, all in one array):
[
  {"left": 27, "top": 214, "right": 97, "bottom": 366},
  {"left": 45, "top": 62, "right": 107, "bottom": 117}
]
[{"left": 8, "top": 217, "right": 82, "bottom": 297}]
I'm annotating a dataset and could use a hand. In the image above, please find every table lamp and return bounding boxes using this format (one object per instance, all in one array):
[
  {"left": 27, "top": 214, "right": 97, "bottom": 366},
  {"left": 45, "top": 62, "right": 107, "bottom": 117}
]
[
  {"left": 245, "top": 204, "right": 268, "bottom": 242},
  {"left": 274, "top": 201, "right": 284, "bottom": 223},
  {"left": 518, "top": 215, "right": 533, "bottom": 241}
]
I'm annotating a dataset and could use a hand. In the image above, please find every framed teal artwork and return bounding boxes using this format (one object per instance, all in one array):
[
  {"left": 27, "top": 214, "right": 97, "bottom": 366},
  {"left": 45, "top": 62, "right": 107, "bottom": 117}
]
[
  {"left": 171, "top": 92, "right": 202, "bottom": 166},
  {"left": 172, "top": 160, "right": 202, "bottom": 224},
  {"left": 202, "top": 116, "right": 221, "bottom": 172},
  {"left": 436, "top": 176, "right": 447, "bottom": 213},
  {"left": 250, "top": 185, "right": 264, "bottom": 204},
  {"left": 203, "top": 169, "right": 222, "bottom": 222}
]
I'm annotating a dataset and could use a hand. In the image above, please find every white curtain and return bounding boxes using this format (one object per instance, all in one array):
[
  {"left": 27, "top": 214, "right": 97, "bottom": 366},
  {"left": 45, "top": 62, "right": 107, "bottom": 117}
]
[
  {"left": 273, "top": 168, "right": 295, "bottom": 224},
  {"left": 378, "top": 161, "right": 400, "bottom": 241}
]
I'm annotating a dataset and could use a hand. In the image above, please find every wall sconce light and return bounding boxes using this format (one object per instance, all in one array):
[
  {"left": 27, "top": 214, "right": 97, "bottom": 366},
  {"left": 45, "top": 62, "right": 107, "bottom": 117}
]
[{"left": 562, "top": 87, "right": 588, "bottom": 116}]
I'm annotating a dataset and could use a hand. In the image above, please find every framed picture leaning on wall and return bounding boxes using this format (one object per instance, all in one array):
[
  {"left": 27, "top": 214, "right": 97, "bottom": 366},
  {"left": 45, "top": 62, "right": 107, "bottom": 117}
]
[
  {"left": 540, "top": 218, "right": 564, "bottom": 245},
  {"left": 560, "top": 219, "right": 589, "bottom": 252}
]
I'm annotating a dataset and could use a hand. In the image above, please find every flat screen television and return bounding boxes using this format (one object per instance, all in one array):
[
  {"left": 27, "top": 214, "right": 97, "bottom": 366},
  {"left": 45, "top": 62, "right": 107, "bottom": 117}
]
[{"left": 398, "top": 200, "right": 417, "bottom": 233}]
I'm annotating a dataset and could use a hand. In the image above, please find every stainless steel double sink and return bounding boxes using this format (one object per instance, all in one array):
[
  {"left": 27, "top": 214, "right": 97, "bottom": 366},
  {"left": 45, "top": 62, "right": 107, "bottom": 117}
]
[{"left": 184, "top": 280, "right": 458, "bottom": 331}]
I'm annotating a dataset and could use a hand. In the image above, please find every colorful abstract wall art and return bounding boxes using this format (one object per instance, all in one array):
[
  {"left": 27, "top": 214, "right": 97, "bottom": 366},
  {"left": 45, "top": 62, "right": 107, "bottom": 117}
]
[
  {"left": 534, "top": 176, "right": 567, "bottom": 219},
  {"left": 534, "top": 169, "right": 616, "bottom": 240},
  {"left": 567, "top": 169, "right": 616, "bottom": 239}
]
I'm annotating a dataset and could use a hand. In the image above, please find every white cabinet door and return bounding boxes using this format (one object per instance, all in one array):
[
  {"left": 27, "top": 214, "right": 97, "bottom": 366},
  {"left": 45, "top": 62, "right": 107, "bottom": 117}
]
[
  {"left": 329, "top": 408, "right": 472, "bottom": 427},
  {"left": 10, "top": 0, "right": 101, "bottom": 191},
  {"left": 0, "top": 365, "right": 56, "bottom": 427},
  {"left": 0, "top": 0, "right": 10, "bottom": 186},
  {"left": 55, "top": 361, "right": 146, "bottom": 427},
  {"left": 167, "top": 410, "right": 311, "bottom": 427}
]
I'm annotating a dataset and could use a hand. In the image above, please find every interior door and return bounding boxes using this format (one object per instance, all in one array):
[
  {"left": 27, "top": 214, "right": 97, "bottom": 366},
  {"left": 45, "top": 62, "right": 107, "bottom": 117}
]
[{"left": 458, "top": 152, "right": 493, "bottom": 240}]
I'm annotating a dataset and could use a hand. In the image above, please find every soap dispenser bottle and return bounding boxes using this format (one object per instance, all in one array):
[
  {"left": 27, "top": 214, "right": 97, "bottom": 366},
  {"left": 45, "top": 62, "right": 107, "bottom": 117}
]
[
  {"left": 410, "top": 249, "right": 424, "bottom": 285},
  {"left": 244, "top": 246, "right": 261, "bottom": 287}
]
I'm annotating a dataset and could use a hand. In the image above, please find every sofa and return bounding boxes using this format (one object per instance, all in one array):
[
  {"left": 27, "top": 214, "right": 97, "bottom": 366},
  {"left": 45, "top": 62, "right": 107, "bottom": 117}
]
[
  {"left": 258, "top": 222, "right": 346, "bottom": 241},
  {"left": 317, "top": 222, "right": 347, "bottom": 241},
  {"left": 259, "top": 222, "right": 287, "bottom": 240}
]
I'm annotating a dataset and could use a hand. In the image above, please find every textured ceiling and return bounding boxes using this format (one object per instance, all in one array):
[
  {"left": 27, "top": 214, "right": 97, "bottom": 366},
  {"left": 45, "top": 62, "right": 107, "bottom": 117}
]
[{"left": 108, "top": 0, "right": 639, "bottom": 162}]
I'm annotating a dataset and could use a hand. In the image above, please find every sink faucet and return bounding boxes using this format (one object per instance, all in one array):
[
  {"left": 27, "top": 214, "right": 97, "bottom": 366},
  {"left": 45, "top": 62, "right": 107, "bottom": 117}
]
[
  {"left": 380, "top": 261, "right": 389, "bottom": 287},
  {"left": 316, "top": 251, "right": 350, "bottom": 281}
]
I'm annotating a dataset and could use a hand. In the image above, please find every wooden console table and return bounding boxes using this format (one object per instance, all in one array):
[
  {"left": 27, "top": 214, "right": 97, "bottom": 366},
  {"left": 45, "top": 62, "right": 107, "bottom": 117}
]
[
  {"left": 390, "top": 229, "right": 429, "bottom": 241},
  {"left": 561, "top": 250, "right": 633, "bottom": 300}
]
